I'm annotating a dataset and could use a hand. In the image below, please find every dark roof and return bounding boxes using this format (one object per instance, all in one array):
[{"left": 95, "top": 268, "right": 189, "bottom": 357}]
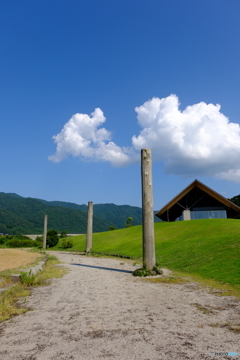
[{"left": 156, "top": 179, "right": 240, "bottom": 222}]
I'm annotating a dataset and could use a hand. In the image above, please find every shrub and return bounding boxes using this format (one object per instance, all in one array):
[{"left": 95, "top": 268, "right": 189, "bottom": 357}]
[
  {"left": 62, "top": 238, "right": 73, "bottom": 249},
  {"left": 60, "top": 231, "right": 67, "bottom": 238},
  {"left": 14, "top": 235, "right": 31, "bottom": 240},
  {"left": 46, "top": 229, "right": 59, "bottom": 248},
  {"left": 20, "top": 271, "right": 36, "bottom": 286},
  {"left": 5, "top": 239, "right": 38, "bottom": 248},
  {"left": 132, "top": 266, "right": 163, "bottom": 277},
  {"left": 0, "top": 236, "right": 7, "bottom": 245},
  {"left": 35, "top": 236, "right": 43, "bottom": 248}
]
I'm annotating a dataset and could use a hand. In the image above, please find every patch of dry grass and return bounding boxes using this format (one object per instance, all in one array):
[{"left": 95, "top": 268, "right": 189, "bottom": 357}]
[
  {"left": 0, "top": 283, "right": 30, "bottom": 321},
  {"left": 191, "top": 303, "right": 214, "bottom": 314},
  {"left": 31, "top": 257, "right": 68, "bottom": 286},
  {"left": 144, "top": 276, "right": 186, "bottom": 284},
  {"left": 173, "top": 271, "right": 240, "bottom": 298},
  {"left": 0, "top": 249, "right": 42, "bottom": 272},
  {"left": 210, "top": 322, "right": 240, "bottom": 333},
  {"left": 0, "top": 276, "right": 12, "bottom": 288}
]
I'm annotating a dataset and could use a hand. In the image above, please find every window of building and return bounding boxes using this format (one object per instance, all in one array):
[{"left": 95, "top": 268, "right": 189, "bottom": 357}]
[{"left": 190, "top": 210, "right": 227, "bottom": 220}]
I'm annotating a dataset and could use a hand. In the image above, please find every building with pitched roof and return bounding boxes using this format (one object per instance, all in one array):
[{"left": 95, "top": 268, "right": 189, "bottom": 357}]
[{"left": 156, "top": 179, "right": 240, "bottom": 222}]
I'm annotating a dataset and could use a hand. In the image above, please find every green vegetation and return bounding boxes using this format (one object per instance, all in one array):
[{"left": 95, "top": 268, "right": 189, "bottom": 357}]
[
  {"left": 1, "top": 191, "right": 238, "bottom": 235},
  {"left": 146, "top": 276, "right": 186, "bottom": 284},
  {"left": 229, "top": 194, "right": 240, "bottom": 207},
  {"left": 0, "top": 235, "right": 40, "bottom": 248},
  {"left": 60, "top": 230, "right": 67, "bottom": 238},
  {"left": 0, "top": 192, "right": 115, "bottom": 234},
  {"left": 53, "top": 219, "right": 240, "bottom": 291},
  {"left": 0, "top": 192, "right": 163, "bottom": 234},
  {"left": 46, "top": 229, "right": 59, "bottom": 248},
  {"left": 90, "top": 204, "right": 161, "bottom": 228},
  {"left": 0, "top": 283, "right": 30, "bottom": 321},
  {"left": 61, "top": 237, "right": 73, "bottom": 249},
  {"left": 125, "top": 216, "right": 133, "bottom": 228},
  {"left": 0, "top": 254, "right": 67, "bottom": 321},
  {"left": 53, "top": 225, "right": 143, "bottom": 256},
  {"left": 41, "top": 201, "right": 144, "bottom": 228},
  {"left": 153, "top": 219, "right": 240, "bottom": 287},
  {"left": 132, "top": 266, "right": 162, "bottom": 277},
  {"left": 5, "top": 238, "right": 38, "bottom": 248}
]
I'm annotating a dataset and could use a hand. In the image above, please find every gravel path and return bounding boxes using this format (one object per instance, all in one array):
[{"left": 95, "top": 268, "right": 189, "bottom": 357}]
[{"left": 0, "top": 252, "right": 239, "bottom": 360}]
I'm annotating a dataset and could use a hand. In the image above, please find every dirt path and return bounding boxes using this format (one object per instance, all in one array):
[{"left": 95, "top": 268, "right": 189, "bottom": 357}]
[{"left": 0, "top": 252, "right": 239, "bottom": 360}]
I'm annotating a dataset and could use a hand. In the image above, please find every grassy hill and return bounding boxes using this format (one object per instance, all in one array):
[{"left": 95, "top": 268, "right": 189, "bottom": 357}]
[{"left": 54, "top": 219, "right": 240, "bottom": 289}]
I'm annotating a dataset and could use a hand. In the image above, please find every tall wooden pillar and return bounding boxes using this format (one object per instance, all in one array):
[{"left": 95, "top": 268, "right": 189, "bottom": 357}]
[
  {"left": 43, "top": 214, "right": 48, "bottom": 249},
  {"left": 141, "top": 149, "right": 156, "bottom": 270},
  {"left": 86, "top": 201, "right": 93, "bottom": 252}
]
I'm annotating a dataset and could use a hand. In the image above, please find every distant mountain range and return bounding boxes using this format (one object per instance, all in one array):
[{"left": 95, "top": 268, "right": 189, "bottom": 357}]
[
  {"left": 0, "top": 192, "right": 161, "bottom": 235},
  {"left": 229, "top": 194, "right": 240, "bottom": 207}
]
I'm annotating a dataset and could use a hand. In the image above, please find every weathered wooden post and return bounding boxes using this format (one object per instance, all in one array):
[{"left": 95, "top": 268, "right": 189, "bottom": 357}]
[
  {"left": 141, "top": 148, "right": 156, "bottom": 270},
  {"left": 86, "top": 201, "right": 93, "bottom": 252},
  {"left": 43, "top": 214, "right": 48, "bottom": 249}
]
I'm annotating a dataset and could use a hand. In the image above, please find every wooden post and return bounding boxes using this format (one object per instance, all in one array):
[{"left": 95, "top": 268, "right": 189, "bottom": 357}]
[
  {"left": 141, "top": 148, "right": 156, "bottom": 270},
  {"left": 86, "top": 201, "right": 93, "bottom": 252},
  {"left": 43, "top": 215, "right": 48, "bottom": 249}
]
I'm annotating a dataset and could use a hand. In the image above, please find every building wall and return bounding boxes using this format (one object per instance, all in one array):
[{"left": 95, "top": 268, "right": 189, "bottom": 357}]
[{"left": 183, "top": 210, "right": 191, "bottom": 220}]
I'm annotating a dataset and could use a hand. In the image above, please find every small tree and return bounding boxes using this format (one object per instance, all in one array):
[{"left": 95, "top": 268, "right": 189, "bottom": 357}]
[
  {"left": 46, "top": 229, "right": 59, "bottom": 248},
  {"left": 108, "top": 226, "right": 116, "bottom": 231},
  {"left": 60, "top": 231, "right": 67, "bottom": 238},
  {"left": 125, "top": 217, "right": 133, "bottom": 228}
]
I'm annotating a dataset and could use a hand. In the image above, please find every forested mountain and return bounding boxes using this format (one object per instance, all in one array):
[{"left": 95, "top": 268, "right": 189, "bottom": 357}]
[
  {"left": 38, "top": 199, "right": 87, "bottom": 212},
  {"left": 229, "top": 195, "right": 240, "bottom": 207},
  {"left": 0, "top": 193, "right": 114, "bottom": 235},
  {"left": 38, "top": 200, "right": 143, "bottom": 228},
  {"left": 0, "top": 192, "right": 161, "bottom": 235},
  {"left": 37, "top": 199, "right": 162, "bottom": 228}
]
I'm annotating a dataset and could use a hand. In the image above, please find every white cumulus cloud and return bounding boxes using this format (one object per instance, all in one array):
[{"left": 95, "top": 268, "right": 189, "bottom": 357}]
[
  {"left": 49, "top": 95, "right": 240, "bottom": 182},
  {"left": 132, "top": 95, "right": 240, "bottom": 181},
  {"left": 48, "top": 108, "right": 133, "bottom": 166}
]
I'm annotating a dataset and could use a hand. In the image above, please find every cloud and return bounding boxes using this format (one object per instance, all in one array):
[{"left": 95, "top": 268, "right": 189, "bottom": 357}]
[
  {"left": 49, "top": 95, "right": 240, "bottom": 182},
  {"left": 48, "top": 108, "right": 134, "bottom": 166},
  {"left": 132, "top": 95, "right": 240, "bottom": 181}
]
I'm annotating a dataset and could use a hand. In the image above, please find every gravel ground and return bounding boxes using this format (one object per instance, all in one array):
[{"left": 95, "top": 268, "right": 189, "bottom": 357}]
[{"left": 0, "top": 252, "right": 239, "bottom": 360}]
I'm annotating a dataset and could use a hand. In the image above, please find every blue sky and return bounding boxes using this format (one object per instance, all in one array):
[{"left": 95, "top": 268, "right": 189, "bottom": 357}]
[{"left": 1, "top": 0, "right": 240, "bottom": 210}]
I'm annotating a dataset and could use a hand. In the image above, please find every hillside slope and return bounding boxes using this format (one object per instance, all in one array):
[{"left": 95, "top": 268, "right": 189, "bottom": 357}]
[
  {"left": 36, "top": 199, "right": 161, "bottom": 228},
  {"left": 0, "top": 193, "right": 114, "bottom": 234},
  {"left": 56, "top": 219, "right": 240, "bottom": 287}
]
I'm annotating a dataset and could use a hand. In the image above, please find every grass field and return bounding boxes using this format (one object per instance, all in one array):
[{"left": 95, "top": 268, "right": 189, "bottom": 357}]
[
  {"left": 0, "top": 249, "right": 42, "bottom": 272},
  {"left": 53, "top": 219, "right": 240, "bottom": 291}
]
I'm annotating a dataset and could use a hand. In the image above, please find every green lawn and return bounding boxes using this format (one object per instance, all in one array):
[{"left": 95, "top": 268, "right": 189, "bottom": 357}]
[{"left": 54, "top": 219, "right": 240, "bottom": 288}]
